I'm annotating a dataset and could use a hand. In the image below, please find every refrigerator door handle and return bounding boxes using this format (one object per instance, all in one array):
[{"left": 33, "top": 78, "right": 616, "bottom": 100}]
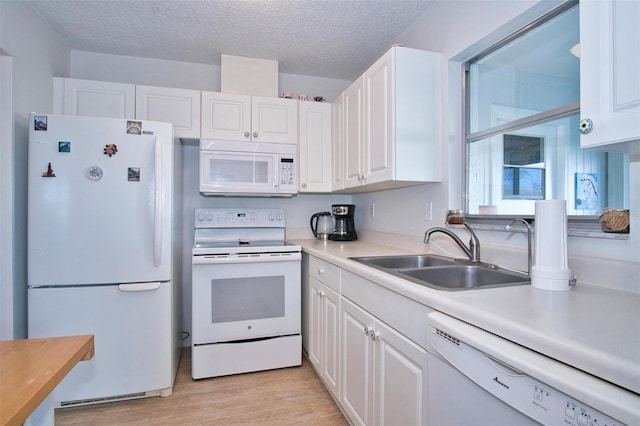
[
  {"left": 154, "top": 136, "right": 163, "bottom": 267},
  {"left": 118, "top": 282, "right": 161, "bottom": 292}
]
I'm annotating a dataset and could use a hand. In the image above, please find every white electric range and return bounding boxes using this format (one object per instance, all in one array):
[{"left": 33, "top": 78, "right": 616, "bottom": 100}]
[{"left": 191, "top": 208, "right": 302, "bottom": 379}]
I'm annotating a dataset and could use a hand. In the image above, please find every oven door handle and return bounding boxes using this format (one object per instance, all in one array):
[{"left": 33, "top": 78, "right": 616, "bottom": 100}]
[{"left": 192, "top": 252, "right": 301, "bottom": 264}]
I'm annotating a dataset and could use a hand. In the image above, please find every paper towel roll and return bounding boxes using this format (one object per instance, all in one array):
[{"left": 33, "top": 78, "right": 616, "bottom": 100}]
[{"left": 530, "top": 200, "right": 573, "bottom": 291}]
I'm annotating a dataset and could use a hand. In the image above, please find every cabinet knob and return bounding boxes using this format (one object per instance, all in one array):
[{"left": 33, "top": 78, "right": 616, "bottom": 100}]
[
  {"left": 244, "top": 131, "right": 250, "bottom": 138},
  {"left": 318, "top": 268, "right": 324, "bottom": 275},
  {"left": 369, "top": 329, "right": 379, "bottom": 340},
  {"left": 579, "top": 118, "right": 593, "bottom": 135},
  {"left": 302, "top": 182, "right": 307, "bottom": 188},
  {"left": 319, "top": 291, "right": 325, "bottom": 298},
  {"left": 363, "top": 325, "right": 370, "bottom": 335},
  {"left": 253, "top": 131, "right": 259, "bottom": 138}
]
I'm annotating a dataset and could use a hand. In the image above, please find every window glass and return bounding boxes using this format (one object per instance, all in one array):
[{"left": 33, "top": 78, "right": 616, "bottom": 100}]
[
  {"left": 465, "top": 3, "right": 629, "bottom": 220},
  {"left": 468, "top": 5, "right": 580, "bottom": 134}
]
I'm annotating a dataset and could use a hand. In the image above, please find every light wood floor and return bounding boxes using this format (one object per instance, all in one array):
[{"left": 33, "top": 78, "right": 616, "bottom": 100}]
[{"left": 55, "top": 349, "right": 348, "bottom": 425}]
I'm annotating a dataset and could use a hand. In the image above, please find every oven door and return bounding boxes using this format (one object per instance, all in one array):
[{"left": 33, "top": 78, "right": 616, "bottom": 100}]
[{"left": 192, "top": 253, "right": 301, "bottom": 344}]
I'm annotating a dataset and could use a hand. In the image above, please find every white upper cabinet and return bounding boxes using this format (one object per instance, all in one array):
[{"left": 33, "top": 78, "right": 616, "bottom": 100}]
[
  {"left": 343, "top": 76, "right": 365, "bottom": 188},
  {"left": 53, "top": 78, "right": 201, "bottom": 140},
  {"left": 331, "top": 94, "right": 345, "bottom": 191},
  {"left": 251, "top": 96, "right": 298, "bottom": 143},
  {"left": 579, "top": 0, "right": 640, "bottom": 152},
  {"left": 340, "top": 46, "right": 441, "bottom": 192},
  {"left": 298, "top": 101, "right": 332, "bottom": 192},
  {"left": 135, "top": 85, "right": 201, "bottom": 140},
  {"left": 201, "top": 91, "right": 298, "bottom": 144},
  {"left": 200, "top": 91, "right": 251, "bottom": 141},
  {"left": 54, "top": 77, "right": 135, "bottom": 119}
]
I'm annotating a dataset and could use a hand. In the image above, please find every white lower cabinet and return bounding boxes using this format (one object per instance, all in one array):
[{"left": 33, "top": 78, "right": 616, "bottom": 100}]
[
  {"left": 302, "top": 255, "right": 341, "bottom": 399},
  {"left": 303, "top": 254, "right": 429, "bottom": 425},
  {"left": 340, "top": 297, "right": 428, "bottom": 426},
  {"left": 309, "top": 277, "right": 341, "bottom": 398}
]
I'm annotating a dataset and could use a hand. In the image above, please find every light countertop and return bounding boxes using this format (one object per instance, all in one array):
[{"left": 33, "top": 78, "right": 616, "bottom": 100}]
[{"left": 292, "top": 238, "right": 640, "bottom": 397}]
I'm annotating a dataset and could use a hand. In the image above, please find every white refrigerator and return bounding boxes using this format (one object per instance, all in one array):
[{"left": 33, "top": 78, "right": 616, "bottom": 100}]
[{"left": 27, "top": 113, "right": 182, "bottom": 407}]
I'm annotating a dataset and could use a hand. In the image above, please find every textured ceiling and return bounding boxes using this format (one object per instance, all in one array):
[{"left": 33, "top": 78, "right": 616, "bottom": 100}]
[{"left": 30, "top": 0, "right": 435, "bottom": 80}]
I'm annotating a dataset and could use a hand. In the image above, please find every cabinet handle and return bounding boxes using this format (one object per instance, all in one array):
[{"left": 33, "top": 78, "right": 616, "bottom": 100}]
[
  {"left": 253, "top": 131, "right": 259, "bottom": 138},
  {"left": 579, "top": 118, "right": 593, "bottom": 135},
  {"left": 244, "top": 131, "right": 250, "bottom": 138},
  {"left": 369, "top": 329, "right": 379, "bottom": 340},
  {"left": 318, "top": 268, "right": 324, "bottom": 275}
]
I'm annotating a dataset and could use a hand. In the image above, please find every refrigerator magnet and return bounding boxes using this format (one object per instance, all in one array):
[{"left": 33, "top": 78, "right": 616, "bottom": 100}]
[
  {"left": 87, "top": 166, "right": 103, "bottom": 181},
  {"left": 128, "top": 167, "right": 140, "bottom": 182},
  {"left": 104, "top": 144, "right": 118, "bottom": 157},
  {"left": 34, "top": 115, "right": 47, "bottom": 131},
  {"left": 41, "top": 162, "right": 56, "bottom": 177},
  {"left": 126, "top": 120, "right": 142, "bottom": 135},
  {"left": 58, "top": 141, "right": 71, "bottom": 152}
]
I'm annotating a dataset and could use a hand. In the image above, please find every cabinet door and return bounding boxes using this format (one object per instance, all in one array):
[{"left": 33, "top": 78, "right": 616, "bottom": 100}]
[
  {"left": 580, "top": 0, "right": 640, "bottom": 151},
  {"left": 374, "top": 320, "right": 428, "bottom": 426},
  {"left": 343, "top": 77, "right": 365, "bottom": 188},
  {"left": 341, "top": 298, "right": 374, "bottom": 426},
  {"left": 321, "top": 285, "right": 340, "bottom": 398},
  {"left": 364, "top": 51, "right": 394, "bottom": 184},
  {"left": 299, "top": 102, "right": 332, "bottom": 192},
  {"left": 331, "top": 94, "right": 345, "bottom": 191},
  {"left": 61, "top": 78, "right": 135, "bottom": 118},
  {"left": 136, "top": 85, "right": 201, "bottom": 140},
  {"left": 251, "top": 96, "right": 298, "bottom": 144},
  {"left": 308, "top": 277, "right": 323, "bottom": 371},
  {"left": 201, "top": 91, "right": 251, "bottom": 141}
]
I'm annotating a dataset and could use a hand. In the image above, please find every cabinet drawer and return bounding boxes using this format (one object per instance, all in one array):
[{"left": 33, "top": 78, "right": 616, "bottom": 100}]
[{"left": 308, "top": 256, "right": 341, "bottom": 292}]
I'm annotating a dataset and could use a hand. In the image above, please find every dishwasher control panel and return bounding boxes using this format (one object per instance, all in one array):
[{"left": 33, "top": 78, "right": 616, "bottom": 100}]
[{"left": 427, "top": 313, "right": 629, "bottom": 426}]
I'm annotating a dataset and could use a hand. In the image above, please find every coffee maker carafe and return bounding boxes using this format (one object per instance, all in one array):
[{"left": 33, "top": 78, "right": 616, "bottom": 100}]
[
  {"left": 330, "top": 204, "right": 357, "bottom": 241},
  {"left": 310, "top": 211, "right": 334, "bottom": 240}
]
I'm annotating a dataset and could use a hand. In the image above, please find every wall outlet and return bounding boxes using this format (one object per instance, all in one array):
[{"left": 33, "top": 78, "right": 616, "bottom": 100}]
[
  {"left": 370, "top": 203, "right": 375, "bottom": 218},
  {"left": 425, "top": 202, "right": 433, "bottom": 221}
]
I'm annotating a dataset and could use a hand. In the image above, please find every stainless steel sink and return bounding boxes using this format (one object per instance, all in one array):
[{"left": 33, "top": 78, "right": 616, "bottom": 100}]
[
  {"left": 351, "top": 254, "right": 455, "bottom": 269},
  {"left": 399, "top": 265, "right": 529, "bottom": 290},
  {"left": 349, "top": 254, "right": 530, "bottom": 291}
]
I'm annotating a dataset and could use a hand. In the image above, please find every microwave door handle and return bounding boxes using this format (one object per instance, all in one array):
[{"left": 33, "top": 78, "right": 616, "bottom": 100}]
[{"left": 274, "top": 157, "right": 279, "bottom": 188}]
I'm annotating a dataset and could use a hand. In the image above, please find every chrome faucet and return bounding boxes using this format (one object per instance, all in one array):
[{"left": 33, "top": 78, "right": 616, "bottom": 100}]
[
  {"left": 424, "top": 223, "right": 481, "bottom": 263},
  {"left": 506, "top": 218, "right": 532, "bottom": 276}
]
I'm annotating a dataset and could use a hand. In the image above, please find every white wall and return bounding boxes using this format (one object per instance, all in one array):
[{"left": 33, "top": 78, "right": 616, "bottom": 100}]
[
  {"left": 70, "top": 50, "right": 349, "bottom": 103},
  {"left": 0, "top": 0, "right": 70, "bottom": 339},
  {"left": 353, "top": 0, "right": 640, "bottom": 284}
]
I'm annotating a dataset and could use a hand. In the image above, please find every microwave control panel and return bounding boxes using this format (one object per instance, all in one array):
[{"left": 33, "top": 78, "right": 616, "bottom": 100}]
[{"left": 279, "top": 157, "right": 296, "bottom": 187}]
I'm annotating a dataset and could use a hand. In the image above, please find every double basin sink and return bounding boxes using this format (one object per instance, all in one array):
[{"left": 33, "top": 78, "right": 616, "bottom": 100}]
[{"left": 350, "top": 254, "right": 530, "bottom": 291}]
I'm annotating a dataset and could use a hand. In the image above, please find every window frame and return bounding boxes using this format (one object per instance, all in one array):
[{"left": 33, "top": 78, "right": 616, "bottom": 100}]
[{"left": 459, "top": 0, "right": 622, "bottom": 235}]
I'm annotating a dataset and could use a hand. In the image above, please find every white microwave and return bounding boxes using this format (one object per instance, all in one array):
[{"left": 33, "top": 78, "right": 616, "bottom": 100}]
[{"left": 199, "top": 140, "right": 298, "bottom": 197}]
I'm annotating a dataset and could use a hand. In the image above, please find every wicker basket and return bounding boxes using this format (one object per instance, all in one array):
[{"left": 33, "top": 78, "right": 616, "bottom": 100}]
[{"left": 598, "top": 209, "right": 630, "bottom": 233}]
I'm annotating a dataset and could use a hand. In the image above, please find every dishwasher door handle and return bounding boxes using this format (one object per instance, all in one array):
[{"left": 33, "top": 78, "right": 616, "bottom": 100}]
[{"left": 485, "top": 353, "right": 526, "bottom": 377}]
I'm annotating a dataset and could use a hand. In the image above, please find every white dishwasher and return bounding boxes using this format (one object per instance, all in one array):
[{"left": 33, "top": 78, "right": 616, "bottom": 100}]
[{"left": 426, "top": 312, "right": 639, "bottom": 426}]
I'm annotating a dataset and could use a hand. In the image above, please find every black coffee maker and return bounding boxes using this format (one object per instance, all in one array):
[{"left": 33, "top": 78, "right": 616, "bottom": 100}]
[{"left": 330, "top": 204, "right": 357, "bottom": 241}]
